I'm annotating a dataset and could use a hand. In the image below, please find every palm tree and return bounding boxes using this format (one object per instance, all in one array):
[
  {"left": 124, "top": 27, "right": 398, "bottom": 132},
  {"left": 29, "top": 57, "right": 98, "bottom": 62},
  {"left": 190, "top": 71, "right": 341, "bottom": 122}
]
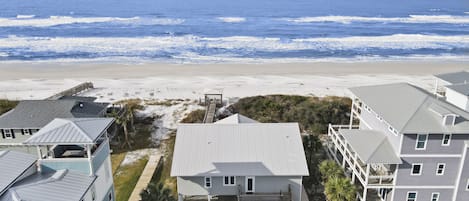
[
  {"left": 324, "top": 176, "right": 356, "bottom": 201},
  {"left": 140, "top": 183, "right": 176, "bottom": 201},
  {"left": 319, "top": 160, "right": 343, "bottom": 181},
  {"left": 110, "top": 107, "right": 132, "bottom": 149}
]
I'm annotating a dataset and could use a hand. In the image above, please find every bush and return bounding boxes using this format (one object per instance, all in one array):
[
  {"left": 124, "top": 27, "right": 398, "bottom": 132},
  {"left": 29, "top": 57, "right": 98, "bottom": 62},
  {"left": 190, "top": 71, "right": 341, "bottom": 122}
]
[
  {"left": 228, "top": 95, "right": 351, "bottom": 134},
  {"left": 180, "top": 109, "right": 205, "bottom": 123},
  {"left": 0, "top": 99, "right": 18, "bottom": 115}
]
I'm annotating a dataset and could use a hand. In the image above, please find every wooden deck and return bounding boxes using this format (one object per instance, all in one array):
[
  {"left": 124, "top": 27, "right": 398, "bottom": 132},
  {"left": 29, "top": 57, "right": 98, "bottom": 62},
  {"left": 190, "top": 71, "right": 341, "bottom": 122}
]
[
  {"left": 203, "top": 101, "right": 217, "bottom": 123},
  {"left": 46, "top": 82, "right": 94, "bottom": 100}
]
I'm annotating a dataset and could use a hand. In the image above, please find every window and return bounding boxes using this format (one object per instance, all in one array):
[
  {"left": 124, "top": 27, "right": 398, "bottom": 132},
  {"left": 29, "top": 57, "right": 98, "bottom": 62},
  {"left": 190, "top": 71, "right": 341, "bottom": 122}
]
[
  {"left": 204, "top": 177, "right": 212, "bottom": 188},
  {"left": 436, "top": 163, "right": 445, "bottom": 175},
  {"left": 443, "top": 115, "right": 456, "bottom": 126},
  {"left": 406, "top": 192, "right": 417, "bottom": 201},
  {"left": 109, "top": 191, "right": 113, "bottom": 201},
  {"left": 442, "top": 134, "right": 451, "bottom": 146},
  {"left": 415, "top": 134, "right": 428, "bottom": 150},
  {"left": 411, "top": 163, "right": 422, "bottom": 175},
  {"left": 431, "top": 192, "right": 439, "bottom": 201},
  {"left": 4, "top": 129, "right": 12, "bottom": 139},
  {"left": 23, "top": 129, "right": 30, "bottom": 135},
  {"left": 224, "top": 176, "right": 236, "bottom": 186}
]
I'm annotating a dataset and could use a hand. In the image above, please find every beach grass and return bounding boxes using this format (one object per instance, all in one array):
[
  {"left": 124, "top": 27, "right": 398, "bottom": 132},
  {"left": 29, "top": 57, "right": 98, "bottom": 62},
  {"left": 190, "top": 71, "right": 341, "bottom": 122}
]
[
  {"left": 114, "top": 156, "right": 149, "bottom": 201},
  {"left": 111, "top": 153, "right": 126, "bottom": 175}
]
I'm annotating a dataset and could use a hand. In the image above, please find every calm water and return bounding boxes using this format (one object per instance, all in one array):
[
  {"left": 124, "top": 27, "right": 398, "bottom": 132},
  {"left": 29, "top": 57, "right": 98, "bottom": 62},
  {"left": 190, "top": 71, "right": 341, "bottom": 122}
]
[{"left": 0, "top": 0, "right": 468, "bottom": 63}]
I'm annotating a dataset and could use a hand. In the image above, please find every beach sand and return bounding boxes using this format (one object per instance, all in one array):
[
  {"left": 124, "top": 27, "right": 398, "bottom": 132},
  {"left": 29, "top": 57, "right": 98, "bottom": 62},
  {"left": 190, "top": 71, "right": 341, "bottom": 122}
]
[{"left": 0, "top": 61, "right": 467, "bottom": 101}]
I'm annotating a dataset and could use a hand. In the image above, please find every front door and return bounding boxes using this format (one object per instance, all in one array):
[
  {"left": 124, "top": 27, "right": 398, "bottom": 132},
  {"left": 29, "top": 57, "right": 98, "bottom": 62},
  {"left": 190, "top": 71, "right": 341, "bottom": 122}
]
[{"left": 245, "top": 177, "right": 255, "bottom": 194}]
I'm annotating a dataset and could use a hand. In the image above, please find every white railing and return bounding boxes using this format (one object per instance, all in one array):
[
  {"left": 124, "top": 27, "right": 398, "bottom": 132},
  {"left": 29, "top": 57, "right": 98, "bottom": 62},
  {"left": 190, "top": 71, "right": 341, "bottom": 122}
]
[{"left": 327, "top": 124, "right": 395, "bottom": 188}]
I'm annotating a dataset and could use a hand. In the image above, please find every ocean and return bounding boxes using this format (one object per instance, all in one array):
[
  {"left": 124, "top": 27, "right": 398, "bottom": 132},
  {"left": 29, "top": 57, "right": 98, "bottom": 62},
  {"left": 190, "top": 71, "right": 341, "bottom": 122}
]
[{"left": 0, "top": 0, "right": 468, "bottom": 63}]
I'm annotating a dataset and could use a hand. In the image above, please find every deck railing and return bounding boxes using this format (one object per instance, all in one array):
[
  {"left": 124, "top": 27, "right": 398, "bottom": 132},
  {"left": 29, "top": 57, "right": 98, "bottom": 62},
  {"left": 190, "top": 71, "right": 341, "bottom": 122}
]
[{"left": 327, "top": 124, "right": 396, "bottom": 187}]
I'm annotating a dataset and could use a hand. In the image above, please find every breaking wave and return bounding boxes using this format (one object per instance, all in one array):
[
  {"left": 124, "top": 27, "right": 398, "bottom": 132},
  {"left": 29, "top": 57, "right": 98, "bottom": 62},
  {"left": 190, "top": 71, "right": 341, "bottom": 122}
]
[
  {"left": 283, "top": 15, "right": 469, "bottom": 24},
  {"left": 0, "top": 34, "right": 466, "bottom": 53},
  {"left": 0, "top": 16, "right": 185, "bottom": 27},
  {"left": 217, "top": 17, "right": 246, "bottom": 23}
]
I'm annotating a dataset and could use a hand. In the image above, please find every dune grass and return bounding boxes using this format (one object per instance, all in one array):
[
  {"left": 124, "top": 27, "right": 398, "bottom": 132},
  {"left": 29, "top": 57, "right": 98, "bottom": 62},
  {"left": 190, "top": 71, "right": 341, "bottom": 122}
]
[
  {"left": 111, "top": 153, "right": 126, "bottom": 175},
  {"left": 114, "top": 156, "right": 149, "bottom": 201}
]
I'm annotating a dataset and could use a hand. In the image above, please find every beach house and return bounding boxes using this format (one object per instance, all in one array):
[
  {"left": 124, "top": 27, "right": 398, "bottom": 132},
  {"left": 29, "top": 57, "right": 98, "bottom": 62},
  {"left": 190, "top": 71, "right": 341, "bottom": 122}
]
[
  {"left": 0, "top": 117, "right": 115, "bottom": 201},
  {"left": 326, "top": 82, "right": 469, "bottom": 201},
  {"left": 0, "top": 97, "right": 109, "bottom": 153},
  {"left": 171, "top": 114, "right": 309, "bottom": 201}
]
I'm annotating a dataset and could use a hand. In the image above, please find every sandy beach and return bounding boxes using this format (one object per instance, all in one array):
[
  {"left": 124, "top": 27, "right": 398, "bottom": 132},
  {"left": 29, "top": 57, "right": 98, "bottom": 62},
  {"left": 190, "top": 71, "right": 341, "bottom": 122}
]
[
  {"left": 0, "top": 61, "right": 467, "bottom": 101},
  {"left": 0, "top": 61, "right": 467, "bottom": 79}
]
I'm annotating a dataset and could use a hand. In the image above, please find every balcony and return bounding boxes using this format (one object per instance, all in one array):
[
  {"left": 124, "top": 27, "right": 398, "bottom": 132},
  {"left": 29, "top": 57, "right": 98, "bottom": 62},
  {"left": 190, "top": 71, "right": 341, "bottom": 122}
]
[
  {"left": 39, "top": 139, "right": 110, "bottom": 175},
  {"left": 327, "top": 125, "right": 400, "bottom": 188}
]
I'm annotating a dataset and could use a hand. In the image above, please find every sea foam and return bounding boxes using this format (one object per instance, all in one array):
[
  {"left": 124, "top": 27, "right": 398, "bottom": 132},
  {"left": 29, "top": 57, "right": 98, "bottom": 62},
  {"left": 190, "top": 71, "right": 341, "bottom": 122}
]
[
  {"left": 217, "top": 17, "right": 246, "bottom": 23},
  {"left": 0, "top": 16, "right": 184, "bottom": 27},
  {"left": 284, "top": 15, "right": 469, "bottom": 24},
  {"left": 0, "top": 34, "right": 467, "bottom": 53}
]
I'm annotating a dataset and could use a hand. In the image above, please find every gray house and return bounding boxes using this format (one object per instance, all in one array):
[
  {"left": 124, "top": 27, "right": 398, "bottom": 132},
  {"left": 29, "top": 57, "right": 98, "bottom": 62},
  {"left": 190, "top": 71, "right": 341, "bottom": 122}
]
[
  {"left": 326, "top": 82, "right": 469, "bottom": 201},
  {"left": 0, "top": 117, "right": 115, "bottom": 201},
  {"left": 0, "top": 98, "right": 108, "bottom": 152},
  {"left": 171, "top": 114, "right": 309, "bottom": 201}
]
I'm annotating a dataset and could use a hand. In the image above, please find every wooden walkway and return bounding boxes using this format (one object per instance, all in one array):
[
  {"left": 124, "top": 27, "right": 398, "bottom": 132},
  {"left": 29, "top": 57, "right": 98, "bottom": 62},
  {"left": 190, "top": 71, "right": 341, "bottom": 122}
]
[
  {"left": 46, "top": 82, "right": 94, "bottom": 100},
  {"left": 128, "top": 153, "right": 162, "bottom": 201},
  {"left": 203, "top": 102, "right": 217, "bottom": 123}
]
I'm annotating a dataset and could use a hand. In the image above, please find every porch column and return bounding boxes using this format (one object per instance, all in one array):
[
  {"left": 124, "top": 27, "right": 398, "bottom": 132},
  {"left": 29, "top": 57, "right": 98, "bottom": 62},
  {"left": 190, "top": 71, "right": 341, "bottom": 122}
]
[
  {"left": 365, "top": 164, "right": 370, "bottom": 185},
  {"left": 349, "top": 98, "right": 355, "bottom": 128},
  {"left": 207, "top": 195, "right": 211, "bottom": 201},
  {"left": 87, "top": 144, "right": 94, "bottom": 176},
  {"left": 362, "top": 188, "right": 368, "bottom": 201},
  {"left": 36, "top": 146, "right": 42, "bottom": 172},
  {"left": 351, "top": 172, "right": 356, "bottom": 183}
]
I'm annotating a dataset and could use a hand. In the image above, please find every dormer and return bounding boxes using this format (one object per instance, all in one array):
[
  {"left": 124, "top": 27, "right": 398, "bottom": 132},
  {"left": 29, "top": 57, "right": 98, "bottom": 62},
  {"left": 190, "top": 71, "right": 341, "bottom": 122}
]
[{"left": 429, "top": 103, "right": 458, "bottom": 126}]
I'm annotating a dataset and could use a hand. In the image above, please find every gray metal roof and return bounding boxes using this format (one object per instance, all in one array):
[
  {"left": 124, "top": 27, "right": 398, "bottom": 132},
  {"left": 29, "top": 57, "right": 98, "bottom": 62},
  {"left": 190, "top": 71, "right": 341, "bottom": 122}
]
[
  {"left": 0, "top": 169, "right": 96, "bottom": 201},
  {"left": 435, "top": 71, "right": 469, "bottom": 85},
  {"left": 215, "top": 114, "right": 259, "bottom": 124},
  {"left": 171, "top": 123, "right": 309, "bottom": 177},
  {"left": 446, "top": 83, "right": 469, "bottom": 96},
  {"left": 339, "top": 129, "right": 401, "bottom": 164},
  {"left": 0, "top": 151, "right": 37, "bottom": 196},
  {"left": 24, "top": 118, "right": 114, "bottom": 145},
  {"left": 350, "top": 83, "right": 469, "bottom": 133},
  {"left": 0, "top": 100, "right": 108, "bottom": 129}
]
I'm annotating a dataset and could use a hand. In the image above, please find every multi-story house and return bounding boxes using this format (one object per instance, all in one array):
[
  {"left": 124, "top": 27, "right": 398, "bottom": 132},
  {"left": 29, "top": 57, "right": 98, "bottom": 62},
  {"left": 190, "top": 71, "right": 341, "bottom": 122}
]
[
  {"left": 171, "top": 114, "right": 309, "bottom": 201},
  {"left": 326, "top": 82, "right": 469, "bottom": 201},
  {"left": 0, "top": 97, "right": 108, "bottom": 153},
  {"left": 0, "top": 117, "right": 115, "bottom": 201}
]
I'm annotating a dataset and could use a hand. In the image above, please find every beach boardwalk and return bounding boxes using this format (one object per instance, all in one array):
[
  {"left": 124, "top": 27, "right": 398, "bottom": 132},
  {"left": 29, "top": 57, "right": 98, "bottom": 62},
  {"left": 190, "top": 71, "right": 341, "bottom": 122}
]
[
  {"left": 202, "top": 88, "right": 223, "bottom": 123},
  {"left": 128, "top": 152, "right": 162, "bottom": 201}
]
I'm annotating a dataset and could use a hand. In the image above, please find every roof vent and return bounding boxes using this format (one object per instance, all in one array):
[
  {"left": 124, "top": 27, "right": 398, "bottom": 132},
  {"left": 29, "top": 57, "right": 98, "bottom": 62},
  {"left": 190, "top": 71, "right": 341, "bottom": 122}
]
[{"left": 79, "top": 103, "right": 84, "bottom": 108}]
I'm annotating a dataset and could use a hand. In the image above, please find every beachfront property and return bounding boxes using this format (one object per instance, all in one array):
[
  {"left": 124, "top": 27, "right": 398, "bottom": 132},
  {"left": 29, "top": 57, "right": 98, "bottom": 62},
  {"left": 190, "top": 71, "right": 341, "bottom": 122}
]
[
  {"left": 0, "top": 97, "right": 109, "bottom": 153},
  {"left": 326, "top": 81, "right": 469, "bottom": 201},
  {"left": 0, "top": 117, "right": 115, "bottom": 201},
  {"left": 171, "top": 114, "right": 309, "bottom": 201}
]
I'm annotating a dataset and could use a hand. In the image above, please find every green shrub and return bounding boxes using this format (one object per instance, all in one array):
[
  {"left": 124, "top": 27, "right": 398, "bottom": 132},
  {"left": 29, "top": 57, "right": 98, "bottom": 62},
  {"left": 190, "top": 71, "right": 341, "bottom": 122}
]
[{"left": 228, "top": 95, "right": 351, "bottom": 134}]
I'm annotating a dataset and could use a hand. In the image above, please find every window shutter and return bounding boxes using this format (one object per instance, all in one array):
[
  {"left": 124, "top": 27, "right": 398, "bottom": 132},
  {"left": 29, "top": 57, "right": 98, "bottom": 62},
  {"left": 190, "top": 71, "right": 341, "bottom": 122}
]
[
  {"left": 1, "top": 130, "right": 4, "bottom": 139},
  {"left": 11, "top": 130, "right": 15, "bottom": 139}
]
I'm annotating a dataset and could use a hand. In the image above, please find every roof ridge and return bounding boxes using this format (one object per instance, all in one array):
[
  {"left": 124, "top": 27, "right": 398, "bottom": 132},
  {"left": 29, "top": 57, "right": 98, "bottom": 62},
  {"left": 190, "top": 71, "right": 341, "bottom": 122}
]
[
  {"left": 69, "top": 120, "right": 94, "bottom": 142},
  {"left": 399, "top": 89, "right": 432, "bottom": 132},
  {"left": 366, "top": 136, "right": 388, "bottom": 163}
]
